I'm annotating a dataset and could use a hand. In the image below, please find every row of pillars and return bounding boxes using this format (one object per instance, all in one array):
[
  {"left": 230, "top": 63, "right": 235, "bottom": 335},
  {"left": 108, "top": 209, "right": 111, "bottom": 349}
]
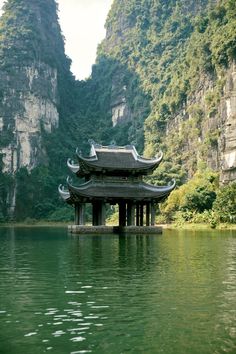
[
  {"left": 74, "top": 201, "right": 156, "bottom": 227},
  {"left": 119, "top": 201, "right": 156, "bottom": 227},
  {"left": 75, "top": 201, "right": 106, "bottom": 226}
]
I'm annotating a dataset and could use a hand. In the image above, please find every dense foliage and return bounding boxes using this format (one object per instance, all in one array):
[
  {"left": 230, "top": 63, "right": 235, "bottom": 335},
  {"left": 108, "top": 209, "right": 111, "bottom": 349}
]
[
  {"left": 159, "top": 170, "right": 236, "bottom": 226},
  {"left": 160, "top": 167, "right": 217, "bottom": 221},
  {"left": 0, "top": 0, "right": 67, "bottom": 68},
  {"left": 213, "top": 182, "right": 236, "bottom": 223},
  {"left": 98, "top": 0, "right": 236, "bottom": 179}
]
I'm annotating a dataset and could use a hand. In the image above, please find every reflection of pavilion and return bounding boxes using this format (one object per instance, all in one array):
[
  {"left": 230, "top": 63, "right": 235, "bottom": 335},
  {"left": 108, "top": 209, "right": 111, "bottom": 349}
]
[{"left": 59, "top": 141, "right": 175, "bottom": 233}]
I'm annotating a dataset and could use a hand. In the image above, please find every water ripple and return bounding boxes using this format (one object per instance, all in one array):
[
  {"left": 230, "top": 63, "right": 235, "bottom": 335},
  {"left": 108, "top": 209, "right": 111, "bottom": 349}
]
[{"left": 1, "top": 228, "right": 236, "bottom": 353}]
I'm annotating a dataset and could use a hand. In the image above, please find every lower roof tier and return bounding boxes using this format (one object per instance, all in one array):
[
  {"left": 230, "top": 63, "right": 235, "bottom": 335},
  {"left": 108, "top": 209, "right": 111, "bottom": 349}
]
[{"left": 59, "top": 179, "right": 175, "bottom": 204}]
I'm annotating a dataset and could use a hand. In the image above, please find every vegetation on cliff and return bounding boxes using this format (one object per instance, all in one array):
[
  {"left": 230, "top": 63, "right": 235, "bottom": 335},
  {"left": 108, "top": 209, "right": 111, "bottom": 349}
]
[
  {"left": 0, "top": 0, "right": 68, "bottom": 68},
  {"left": 92, "top": 0, "right": 236, "bottom": 225},
  {"left": 98, "top": 0, "right": 236, "bottom": 172},
  {"left": 0, "top": 0, "right": 74, "bottom": 221}
]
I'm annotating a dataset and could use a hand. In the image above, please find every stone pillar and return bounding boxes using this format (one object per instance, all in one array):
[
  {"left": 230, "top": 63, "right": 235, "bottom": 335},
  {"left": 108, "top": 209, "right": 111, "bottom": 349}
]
[
  {"left": 92, "top": 201, "right": 106, "bottom": 226},
  {"left": 119, "top": 201, "right": 126, "bottom": 227},
  {"left": 127, "top": 202, "right": 135, "bottom": 226},
  {"left": 75, "top": 203, "right": 79, "bottom": 225},
  {"left": 146, "top": 202, "right": 150, "bottom": 226},
  {"left": 75, "top": 203, "right": 85, "bottom": 225},
  {"left": 92, "top": 202, "right": 98, "bottom": 226},
  {"left": 151, "top": 201, "right": 156, "bottom": 226},
  {"left": 136, "top": 203, "right": 140, "bottom": 226},
  {"left": 100, "top": 201, "right": 106, "bottom": 225},
  {"left": 78, "top": 203, "right": 85, "bottom": 225},
  {"left": 140, "top": 204, "right": 144, "bottom": 226}
]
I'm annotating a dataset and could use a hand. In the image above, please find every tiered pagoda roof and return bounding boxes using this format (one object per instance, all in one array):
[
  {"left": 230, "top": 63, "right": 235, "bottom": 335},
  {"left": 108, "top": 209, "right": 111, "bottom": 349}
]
[{"left": 59, "top": 141, "right": 175, "bottom": 204}]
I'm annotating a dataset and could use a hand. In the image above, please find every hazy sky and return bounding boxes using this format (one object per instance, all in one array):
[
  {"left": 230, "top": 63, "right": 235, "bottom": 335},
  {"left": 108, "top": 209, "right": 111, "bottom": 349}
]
[{"left": 0, "top": 0, "right": 113, "bottom": 79}]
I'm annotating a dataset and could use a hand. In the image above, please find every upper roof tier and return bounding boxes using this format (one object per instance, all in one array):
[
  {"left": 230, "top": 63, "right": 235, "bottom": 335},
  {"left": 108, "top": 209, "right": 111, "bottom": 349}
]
[{"left": 68, "top": 141, "right": 163, "bottom": 177}]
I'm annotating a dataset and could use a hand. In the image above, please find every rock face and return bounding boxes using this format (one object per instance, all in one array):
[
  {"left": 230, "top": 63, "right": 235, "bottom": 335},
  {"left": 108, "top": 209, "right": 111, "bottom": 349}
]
[
  {"left": 111, "top": 73, "right": 130, "bottom": 126},
  {"left": 98, "top": 0, "right": 236, "bottom": 184},
  {"left": 0, "top": 63, "right": 59, "bottom": 172},
  {"left": 220, "top": 62, "right": 236, "bottom": 183},
  {"left": 164, "top": 61, "right": 236, "bottom": 184},
  {"left": 0, "top": 0, "right": 72, "bottom": 219},
  {"left": 0, "top": 0, "right": 69, "bottom": 176}
]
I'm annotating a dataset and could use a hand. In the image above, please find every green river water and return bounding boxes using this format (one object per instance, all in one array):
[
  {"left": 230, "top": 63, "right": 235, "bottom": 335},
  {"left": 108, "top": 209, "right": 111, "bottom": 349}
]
[{"left": 0, "top": 227, "right": 236, "bottom": 354}]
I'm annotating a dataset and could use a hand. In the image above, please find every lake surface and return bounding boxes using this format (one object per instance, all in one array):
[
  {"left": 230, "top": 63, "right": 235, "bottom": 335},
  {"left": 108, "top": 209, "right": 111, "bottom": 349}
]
[{"left": 0, "top": 227, "right": 236, "bottom": 354}]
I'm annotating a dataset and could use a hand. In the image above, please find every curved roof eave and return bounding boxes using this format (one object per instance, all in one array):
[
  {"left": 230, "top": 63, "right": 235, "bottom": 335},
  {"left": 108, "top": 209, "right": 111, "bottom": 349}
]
[
  {"left": 66, "top": 179, "right": 176, "bottom": 200},
  {"left": 143, "top": 179, "right": 176, "bottom": 193},
  {"left": 76, "top": 147, "right": 98, "bottom": 163},
  {"left": 58, "top": 184, "right": 71, "bottom": 201},
  {"left": 136, "top": 150, "right": 163, "bottom": 165},
  {"left": 67, "top": 158, "right": 80, "bottom": 174},
  {"left": 67, "top": 178, "right": 92, "bottom": 192}
]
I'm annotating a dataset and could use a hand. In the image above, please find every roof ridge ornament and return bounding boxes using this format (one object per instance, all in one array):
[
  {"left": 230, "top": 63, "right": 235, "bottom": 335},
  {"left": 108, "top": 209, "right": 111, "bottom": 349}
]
[
  {"left": 125, "top": 144, "right": 134, "bottom": 150},
  {"left": 88, "top": 139, "right": 95, "bottom": 146},
  {"left": 110, "top": 140, "right": 116, "bottom": 146},
  {"left": 88, "top": 139, "right": 102, "bottom": 148}
]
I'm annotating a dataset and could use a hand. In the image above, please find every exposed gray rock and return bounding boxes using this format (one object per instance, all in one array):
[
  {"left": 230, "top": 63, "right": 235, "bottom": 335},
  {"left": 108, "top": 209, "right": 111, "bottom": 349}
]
[
  {"left": 220, "top": 61, "right": 236, "bottom": 183},
  {"left": 111, "top": 72, "right": 131, "bottom": 126},
  {"left": 0, "top": 63, "right": 59, "bottom": 173},
  {"left": 165, "top": 61, "right": 236, "bottom": 183}
]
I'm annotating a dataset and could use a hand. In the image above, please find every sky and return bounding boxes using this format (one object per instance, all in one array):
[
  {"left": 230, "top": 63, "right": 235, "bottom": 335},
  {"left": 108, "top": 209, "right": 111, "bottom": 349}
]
[{"left": 0, "top": 0, "right": 114, "bottom": 80}]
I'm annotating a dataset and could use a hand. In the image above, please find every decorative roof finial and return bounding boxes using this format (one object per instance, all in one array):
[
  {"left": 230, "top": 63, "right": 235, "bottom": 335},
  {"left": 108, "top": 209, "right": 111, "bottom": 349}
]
[
  {"left": 110, "top": 140, "right": 116, "bottom": 146},
  {"left": 88, "top": 139, "right": 95, "bottom": 146}
]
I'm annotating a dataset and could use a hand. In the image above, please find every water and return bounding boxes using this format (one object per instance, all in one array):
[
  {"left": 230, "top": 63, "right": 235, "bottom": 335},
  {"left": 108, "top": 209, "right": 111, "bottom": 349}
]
[{"left": 0, "top": 227, "right": 236, "bottom": 354}]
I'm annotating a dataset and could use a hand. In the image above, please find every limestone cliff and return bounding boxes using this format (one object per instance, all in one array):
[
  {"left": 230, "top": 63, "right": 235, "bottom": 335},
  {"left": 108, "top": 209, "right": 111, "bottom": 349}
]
[
  {"left": 220, "top": 62, "right": 236, "bottom": 182},
  {"left": 0, "top": 0, "right": 71, "bottom": 174},
  {"left": 164, "top": 61, "right": 236, "bottom": 184},
  {"left": 0, "top": 0, "right": 73, "bottom": 219},
  {"left": 97, "top": 0, "right": 236, "bottom": 184},
  {"left": 0, "top": 63, "right": 59, "bottom": 172}
]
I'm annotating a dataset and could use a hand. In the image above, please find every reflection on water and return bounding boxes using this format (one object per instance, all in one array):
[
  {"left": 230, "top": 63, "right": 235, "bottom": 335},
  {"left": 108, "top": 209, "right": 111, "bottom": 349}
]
[{"left": 0, "top": 227, "right": 236, "bottom": 354}]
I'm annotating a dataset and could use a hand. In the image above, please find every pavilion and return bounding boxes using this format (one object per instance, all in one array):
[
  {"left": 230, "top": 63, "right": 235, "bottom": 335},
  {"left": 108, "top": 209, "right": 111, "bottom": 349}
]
[{"left": 59, "top": 141, "right": 175, "bottom": 233}]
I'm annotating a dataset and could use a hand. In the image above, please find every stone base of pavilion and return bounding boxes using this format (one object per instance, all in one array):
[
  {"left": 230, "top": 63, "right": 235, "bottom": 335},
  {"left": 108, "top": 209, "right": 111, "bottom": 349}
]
[{"left": 68, "top": 225, "right": 163, "bottom": 234}]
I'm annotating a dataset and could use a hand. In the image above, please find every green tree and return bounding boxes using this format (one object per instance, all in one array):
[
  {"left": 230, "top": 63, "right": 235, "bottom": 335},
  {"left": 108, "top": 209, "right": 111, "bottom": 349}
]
[
  {"left": 162, "top": 169, "right": 218, "bottom": 221},
  {"left": 213, "top": 182, "right": 236, "bottom": 222}
]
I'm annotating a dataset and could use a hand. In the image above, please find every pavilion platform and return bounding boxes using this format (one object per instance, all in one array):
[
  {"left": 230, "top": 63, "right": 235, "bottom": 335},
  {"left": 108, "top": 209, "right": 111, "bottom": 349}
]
[{"left": 68, "top": 225, "right": 162, "bottom": 234}]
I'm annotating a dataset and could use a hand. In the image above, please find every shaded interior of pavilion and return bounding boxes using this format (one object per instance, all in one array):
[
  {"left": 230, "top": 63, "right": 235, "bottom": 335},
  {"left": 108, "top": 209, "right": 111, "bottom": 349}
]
[{"left": 73, "top": 200, "right": 158, "bottom": 227}]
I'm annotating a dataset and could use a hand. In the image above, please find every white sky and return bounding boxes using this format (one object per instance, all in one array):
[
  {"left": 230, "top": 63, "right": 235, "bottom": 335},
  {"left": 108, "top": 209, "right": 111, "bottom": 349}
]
[{"left": 0, "top": 0, "right": 113, "bottom": 80}]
